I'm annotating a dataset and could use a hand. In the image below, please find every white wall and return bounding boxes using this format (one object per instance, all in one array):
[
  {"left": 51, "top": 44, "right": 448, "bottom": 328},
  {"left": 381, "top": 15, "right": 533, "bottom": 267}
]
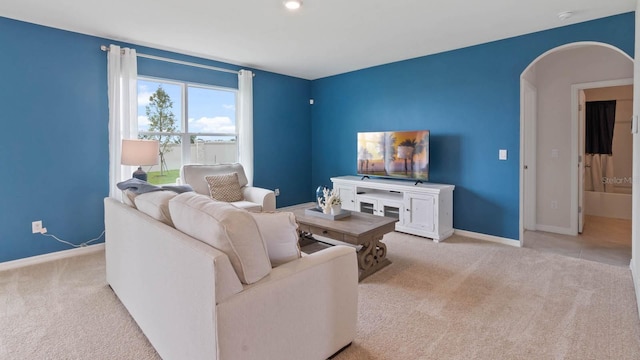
[{"left": 531, "top": 46, "right": 633, "bottom": 231}]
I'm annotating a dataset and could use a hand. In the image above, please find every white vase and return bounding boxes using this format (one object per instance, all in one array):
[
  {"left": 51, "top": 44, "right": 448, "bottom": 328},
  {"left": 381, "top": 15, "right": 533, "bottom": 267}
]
[{"left": 331, "top": 204, "right": 342, "bottom": 215}]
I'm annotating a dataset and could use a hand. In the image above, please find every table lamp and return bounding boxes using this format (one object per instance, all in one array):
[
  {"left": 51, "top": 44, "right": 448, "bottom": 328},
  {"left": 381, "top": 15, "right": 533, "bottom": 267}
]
[{"left": 121, "top": 139, "right": 159, "bottom": 181}]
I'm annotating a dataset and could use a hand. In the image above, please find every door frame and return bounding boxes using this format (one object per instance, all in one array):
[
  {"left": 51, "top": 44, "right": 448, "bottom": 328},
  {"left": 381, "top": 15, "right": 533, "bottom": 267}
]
[
  {"left": 521, "top": 79, "right": 537, "bottom": 236},
  {"left": 570, "top": 78, "right": 633, "bottom": 235}
]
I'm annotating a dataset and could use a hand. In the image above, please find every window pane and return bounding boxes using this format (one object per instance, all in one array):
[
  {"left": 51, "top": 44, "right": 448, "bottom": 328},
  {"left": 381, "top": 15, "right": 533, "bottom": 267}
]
[
  {"left": 140, "top": 134, "right": 182, "bottom": 185},
  {"left": 191, "top": 136, "right": 238, "bottom": 164},
  {"left": 187, "top": 86, "right": 236, "bottom": 134},
  {"left": 138, "top": 80, "right": 183, "bottom": 132}
]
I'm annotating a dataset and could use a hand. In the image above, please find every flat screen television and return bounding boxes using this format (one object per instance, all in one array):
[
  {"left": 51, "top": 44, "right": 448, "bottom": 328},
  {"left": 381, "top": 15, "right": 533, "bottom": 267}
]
[{"left": 357, "top": 130, "right": 429, "bottom": 181}]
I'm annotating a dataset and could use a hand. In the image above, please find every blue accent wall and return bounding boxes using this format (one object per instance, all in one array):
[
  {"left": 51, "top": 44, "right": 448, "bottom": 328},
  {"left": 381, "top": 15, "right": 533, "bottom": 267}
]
[
  {"left": 0, "top": 16, "right": 311, "bottom": 262},
  {"left": 0, "top": 12, "right": 634, "bottom": 262},
  {"left": 310, "top": 13, "right": 635, "bottom": 241}
]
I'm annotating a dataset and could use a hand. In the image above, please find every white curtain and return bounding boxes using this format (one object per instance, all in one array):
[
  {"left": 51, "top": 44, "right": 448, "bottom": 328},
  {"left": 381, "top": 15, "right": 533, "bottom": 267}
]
[
  {"left": 238, "top": 69, "right": 254, "bottom": 186},
  {"left": 584, "top": 154, "right": 615, "bottom": 192},
  {"left": 108, "top": 45, "right": 138, "bottom": 198}
]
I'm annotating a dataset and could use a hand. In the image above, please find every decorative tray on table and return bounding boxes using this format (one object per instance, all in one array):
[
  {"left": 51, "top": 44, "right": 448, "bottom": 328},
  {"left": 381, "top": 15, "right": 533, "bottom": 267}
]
[{"left": 304, "top": 207, "right": 352, "bottom": 220}]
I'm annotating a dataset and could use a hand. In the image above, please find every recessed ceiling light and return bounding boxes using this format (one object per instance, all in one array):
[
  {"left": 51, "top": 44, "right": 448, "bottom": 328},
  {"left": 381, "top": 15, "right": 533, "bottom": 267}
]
[
  {"left": 283, "top": 0, "right": 302, "bottom": 10},
  {"left": 558, "top": 11, "right": 573, "bottom": 21}
]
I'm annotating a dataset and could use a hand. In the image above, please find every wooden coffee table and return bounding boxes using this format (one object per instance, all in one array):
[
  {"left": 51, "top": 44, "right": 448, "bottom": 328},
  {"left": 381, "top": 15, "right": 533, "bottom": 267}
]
[{"left": 280, "top": 202, "right": 397, "bottom": 281}]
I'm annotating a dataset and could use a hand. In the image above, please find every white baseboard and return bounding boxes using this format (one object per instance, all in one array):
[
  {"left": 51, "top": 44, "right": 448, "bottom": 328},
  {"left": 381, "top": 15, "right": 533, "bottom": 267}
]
[
  {"left": 0, "top": 243, "right": 105, "bottom": 272},
  {"left": 631, "top": 258, "right": 640, "bottom": 320},
  {"left": 534, "top": 224, "right": 576, "bottom": 236},
  {"left": 453, "top": 229, "right": 521, "bottom": 247}
]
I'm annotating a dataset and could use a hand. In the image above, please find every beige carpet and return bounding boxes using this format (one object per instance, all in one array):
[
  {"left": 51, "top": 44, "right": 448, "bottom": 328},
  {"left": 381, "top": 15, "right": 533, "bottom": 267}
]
[{"left": 1, "top": 233, "right": 639, "bottom": 359}]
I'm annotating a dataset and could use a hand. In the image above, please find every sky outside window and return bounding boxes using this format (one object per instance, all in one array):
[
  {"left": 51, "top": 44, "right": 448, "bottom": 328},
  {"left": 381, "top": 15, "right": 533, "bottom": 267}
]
[
  {"left": 187, "top": 86, "right": 236, "bottom": 136},
  {"left": 137, "top": 80, "right": 182, "bottom": 132},
  {"left": 137, "top": 79, "right": 236, "bottom": 138}
]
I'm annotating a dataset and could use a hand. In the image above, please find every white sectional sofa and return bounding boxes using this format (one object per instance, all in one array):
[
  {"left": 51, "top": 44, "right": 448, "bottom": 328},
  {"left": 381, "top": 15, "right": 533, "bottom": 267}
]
[{"left": 104, "top": 191, "right": 358, "bottom": 360}]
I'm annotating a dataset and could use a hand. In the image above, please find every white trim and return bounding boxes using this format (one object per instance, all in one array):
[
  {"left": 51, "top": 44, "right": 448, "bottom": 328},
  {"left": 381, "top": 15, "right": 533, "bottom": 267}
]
[
  {"left": 631, "top": 258, "right": 640, "bottom": 318},
  {"left": 454, "top": 229, "right": 521, "bottom": 247},
  {"left": 519, "top": 41, "right": 634, "bottom": 247},
  {"left": 520, "top": 41, "right": 633, "bottom": 77},
  {"left": 137, "top": 53, "right": 239, "bottom": 75},
  {"left": 0, "top": 243, "right": 105, "bottom": 272},
  {"left": 521, "top": 78, "right": 537, "bottom": 242},
  {"left": 534, "top": 224, "right": 574, "bottom": 236}
]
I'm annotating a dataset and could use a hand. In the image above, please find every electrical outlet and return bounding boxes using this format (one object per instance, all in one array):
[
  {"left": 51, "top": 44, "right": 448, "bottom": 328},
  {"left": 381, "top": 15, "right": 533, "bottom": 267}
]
[
  {"left": 32, "top": 220, "right": 43, "bottom": 234},
  {"left": 550, "top": 201, "right": 558, "bottom": 209},
  {"left": 274, "top": 188, "right": 280, "bottom": 196}
]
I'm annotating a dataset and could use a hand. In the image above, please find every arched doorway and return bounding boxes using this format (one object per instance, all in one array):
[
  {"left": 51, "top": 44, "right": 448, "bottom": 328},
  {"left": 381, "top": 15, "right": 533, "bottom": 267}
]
[{"left": 519, "top": 42, "right": 634, "bottom": 265}]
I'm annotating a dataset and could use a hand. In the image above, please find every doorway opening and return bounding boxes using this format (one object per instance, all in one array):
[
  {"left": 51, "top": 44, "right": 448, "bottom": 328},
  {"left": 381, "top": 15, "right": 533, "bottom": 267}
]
[{"left": 519, "top": 42, "right": 633, "bottom": 266}]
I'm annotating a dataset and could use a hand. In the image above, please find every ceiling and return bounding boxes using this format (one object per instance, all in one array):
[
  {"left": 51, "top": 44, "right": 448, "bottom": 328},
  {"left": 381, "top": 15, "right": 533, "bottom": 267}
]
[{"left": 0, "top": 0, "right": 635, "bottom": 80}]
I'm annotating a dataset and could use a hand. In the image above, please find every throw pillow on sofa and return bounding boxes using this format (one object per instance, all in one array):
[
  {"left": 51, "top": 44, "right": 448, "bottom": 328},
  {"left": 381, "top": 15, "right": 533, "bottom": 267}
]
[
  {"left": 121, "top": 190, "right": 137, "bottom": 208},
  {"left": 168, "top": 192, "right": 271, "bottom": 284},
  {"left": 205, "top": 172, "right": 244, "bottom": 202},
  {"left": 250, "top": 212, "right": 301, "bottom": 267},
  {"left": 134, "top": 191, "right": 177, "bottom": 227}
]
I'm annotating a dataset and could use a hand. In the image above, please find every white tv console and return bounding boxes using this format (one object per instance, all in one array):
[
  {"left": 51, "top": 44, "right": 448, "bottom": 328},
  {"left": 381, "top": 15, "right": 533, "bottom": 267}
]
[{"left": 331, "top": 176, "right": 455, "bottom": 242}]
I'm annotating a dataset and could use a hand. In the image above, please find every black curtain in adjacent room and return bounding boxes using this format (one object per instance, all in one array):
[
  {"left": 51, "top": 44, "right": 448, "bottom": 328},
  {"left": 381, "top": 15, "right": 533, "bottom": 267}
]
[{"left": 585, "top": 100, "right": 616, "bottom": 155}]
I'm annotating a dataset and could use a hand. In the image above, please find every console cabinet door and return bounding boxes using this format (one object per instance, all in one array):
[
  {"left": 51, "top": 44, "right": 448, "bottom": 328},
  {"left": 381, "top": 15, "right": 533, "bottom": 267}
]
[
  {"left": 379, "top": 199, "right": 404, "bottom": 224},
  {"left": 403, "top": 192, "right": 436, "bottom": 232},
  {"left": 335, "top": 184, "right": 356, "bottom": 211}
]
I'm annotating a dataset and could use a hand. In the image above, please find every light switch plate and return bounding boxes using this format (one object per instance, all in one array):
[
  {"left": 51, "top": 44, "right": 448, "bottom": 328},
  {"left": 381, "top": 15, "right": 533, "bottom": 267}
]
[{"left": 499, "top": 149, "right": 507, "bottom": 160}]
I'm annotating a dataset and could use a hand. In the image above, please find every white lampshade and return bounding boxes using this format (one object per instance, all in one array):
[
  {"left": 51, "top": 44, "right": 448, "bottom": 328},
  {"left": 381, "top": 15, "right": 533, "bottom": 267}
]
[{"left": 121, "top": 139, "right": 159, "bottom": 166}]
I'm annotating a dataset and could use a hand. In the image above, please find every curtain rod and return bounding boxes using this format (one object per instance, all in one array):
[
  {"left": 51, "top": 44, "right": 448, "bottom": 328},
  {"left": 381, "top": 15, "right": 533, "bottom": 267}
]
[{"left": 100, "top": 45, "right": 240, "bottom": 75}]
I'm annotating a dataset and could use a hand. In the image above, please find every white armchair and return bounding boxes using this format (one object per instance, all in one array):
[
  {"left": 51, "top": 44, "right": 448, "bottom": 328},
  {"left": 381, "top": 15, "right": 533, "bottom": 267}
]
[{"left": 180, "top": 163, "right": 276, "bottom": 212}]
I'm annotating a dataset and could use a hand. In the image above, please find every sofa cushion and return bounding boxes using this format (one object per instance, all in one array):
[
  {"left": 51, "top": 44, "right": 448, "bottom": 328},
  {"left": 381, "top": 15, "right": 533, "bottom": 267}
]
[
  {"left": 181, "top": 163, "right": 249, "bottom": 195},
  {"left": 231, "top": 200, "right": 262, "bottom": 212},
  {"left": 134, "top": 191, "right": 177, "bottom": 227},
  {"left": 250, "top": 211, "right": 301, "bottom": 267},
  {"left": 169, "top": 192, "right": 271, "bottom": 284},
  {"left": 206, "top": 173, "right": 244, "bottom": 202},
  {"left": 121, "top": 190, "right": 137, "bottom": 208}
]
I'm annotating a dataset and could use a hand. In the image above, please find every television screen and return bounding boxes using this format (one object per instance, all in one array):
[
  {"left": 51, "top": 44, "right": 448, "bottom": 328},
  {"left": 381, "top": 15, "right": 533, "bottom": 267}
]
[{"left": 357, "top": 130, "right": 429, "bottom": 181}]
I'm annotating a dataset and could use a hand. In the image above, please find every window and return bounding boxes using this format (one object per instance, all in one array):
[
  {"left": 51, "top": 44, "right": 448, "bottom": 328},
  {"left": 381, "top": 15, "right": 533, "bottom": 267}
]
[{"left": 137, "top": 77, "right": 238, "bottom": 185}]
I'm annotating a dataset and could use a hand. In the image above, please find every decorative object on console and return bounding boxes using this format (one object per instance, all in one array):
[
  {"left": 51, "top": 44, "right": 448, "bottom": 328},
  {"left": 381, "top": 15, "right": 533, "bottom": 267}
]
[
  {"left": 317, "top": 187, "right": 341, "bottom": 214},
  {"left": 315, "top": 185, "right": 329, "bottom": 210},
  {"left": 121, "top": 139, "right": 159, "bottom": 181}
]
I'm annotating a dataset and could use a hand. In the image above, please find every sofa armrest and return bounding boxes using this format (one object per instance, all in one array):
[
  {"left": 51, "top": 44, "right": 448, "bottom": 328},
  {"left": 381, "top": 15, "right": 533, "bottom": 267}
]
[
  {"left": 105, "top": 198, "right": 234, "bottom": 360},
  {"left": 216, "top": 246, "right": 358, "bottom": 360},
  {"left": 242, "top": 186, "right": 276, "bottom": 212}
]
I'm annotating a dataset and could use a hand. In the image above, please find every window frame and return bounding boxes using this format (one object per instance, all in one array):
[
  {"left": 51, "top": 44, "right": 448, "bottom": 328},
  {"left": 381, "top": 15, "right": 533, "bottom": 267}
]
[{"left": 137, "top": 75, "right": 239, "bottom": 166}]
